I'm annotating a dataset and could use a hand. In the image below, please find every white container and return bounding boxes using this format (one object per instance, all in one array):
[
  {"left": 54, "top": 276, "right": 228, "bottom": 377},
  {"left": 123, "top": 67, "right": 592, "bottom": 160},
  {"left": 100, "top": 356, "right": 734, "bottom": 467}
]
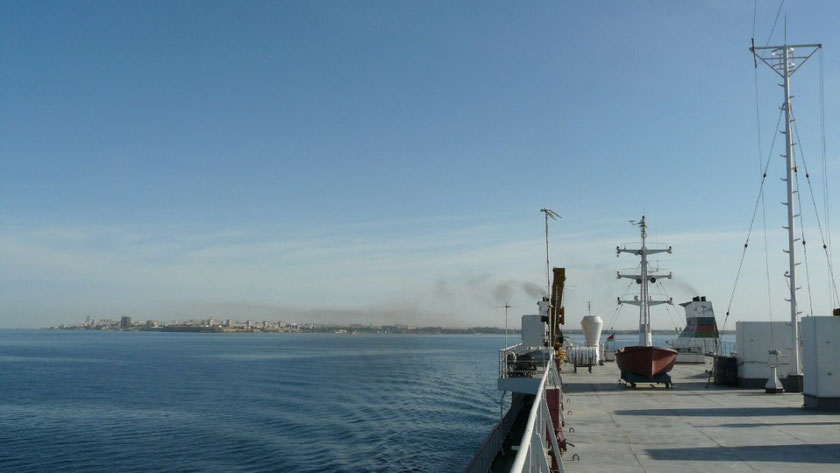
[
  {"left": 736, "top": 321, "right": 796, "bottom": 383},
  {"left": 801, "top": 316, "right": 840, "bottom": 409},
  {"left": 581, "top": 315, "right": 603, "bottom": 347},
  {"left": 521, "top": 315, "right": 546, "bottom": 348}
]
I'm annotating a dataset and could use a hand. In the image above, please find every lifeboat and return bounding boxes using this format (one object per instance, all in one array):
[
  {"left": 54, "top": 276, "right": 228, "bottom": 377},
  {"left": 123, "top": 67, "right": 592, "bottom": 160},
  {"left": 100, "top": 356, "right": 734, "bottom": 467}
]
[{"left": 615, "top": 345, "right": 677, "bottom": 378}]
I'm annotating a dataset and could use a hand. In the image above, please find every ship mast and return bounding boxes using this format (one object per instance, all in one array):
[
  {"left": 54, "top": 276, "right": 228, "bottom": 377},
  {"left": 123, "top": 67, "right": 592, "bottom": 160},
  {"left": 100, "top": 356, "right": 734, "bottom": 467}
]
[
  {"left": 617, "top": 216, "right": 673, "bottom": 347},
  {"left": 751, "top": 42, "right": 821, "bottom": 376}
]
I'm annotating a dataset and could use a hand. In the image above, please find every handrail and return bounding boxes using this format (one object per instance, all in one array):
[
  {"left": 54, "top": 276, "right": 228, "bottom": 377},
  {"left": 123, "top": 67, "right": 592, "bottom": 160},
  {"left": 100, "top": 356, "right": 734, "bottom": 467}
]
[{"left": 509, "top": 351, "right": 565, "bottom": 473}]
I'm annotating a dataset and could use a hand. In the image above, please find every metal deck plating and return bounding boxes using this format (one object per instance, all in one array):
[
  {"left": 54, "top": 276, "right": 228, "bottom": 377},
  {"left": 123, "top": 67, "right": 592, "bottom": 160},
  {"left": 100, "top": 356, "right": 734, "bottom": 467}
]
[{"left": 562, "top": 362, "right": 840, "bottom": 473}]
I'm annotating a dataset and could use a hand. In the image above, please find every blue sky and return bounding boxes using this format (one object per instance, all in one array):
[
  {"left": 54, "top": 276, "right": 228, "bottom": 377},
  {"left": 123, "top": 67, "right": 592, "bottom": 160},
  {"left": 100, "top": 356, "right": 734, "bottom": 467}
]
[{"left": 2, "top": 1, "right": 840, "bottom": 329}]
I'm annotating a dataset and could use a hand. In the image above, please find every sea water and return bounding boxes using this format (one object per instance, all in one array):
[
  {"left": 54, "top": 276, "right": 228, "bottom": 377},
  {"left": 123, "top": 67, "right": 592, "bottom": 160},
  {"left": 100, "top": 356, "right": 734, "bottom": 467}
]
[{"left": 0, "top": 331, "right": 501, "bottom": 472}]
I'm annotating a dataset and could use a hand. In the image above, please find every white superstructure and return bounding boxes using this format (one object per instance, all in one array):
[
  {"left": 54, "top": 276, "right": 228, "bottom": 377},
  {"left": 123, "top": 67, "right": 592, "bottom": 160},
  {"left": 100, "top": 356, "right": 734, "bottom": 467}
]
[{"left": 668, "top": 297, "right": 720, "bottom": 363}]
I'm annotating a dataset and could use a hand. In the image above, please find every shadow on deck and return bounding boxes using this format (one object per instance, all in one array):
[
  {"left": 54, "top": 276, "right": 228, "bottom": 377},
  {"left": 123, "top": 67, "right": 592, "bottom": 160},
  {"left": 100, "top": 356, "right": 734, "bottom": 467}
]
[
  {"left": 645, "top": 443, "right": 840, "bottom": 463},
  {"left": 614, "top": 407, "right": 806, "bottom": 417}
]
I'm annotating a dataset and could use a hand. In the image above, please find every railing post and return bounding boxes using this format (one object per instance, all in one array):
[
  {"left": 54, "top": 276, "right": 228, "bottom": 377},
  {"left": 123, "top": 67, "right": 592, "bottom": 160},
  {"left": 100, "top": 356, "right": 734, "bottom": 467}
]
[{"left": 507, "top": 350, "right": 566, "bottom": 473}]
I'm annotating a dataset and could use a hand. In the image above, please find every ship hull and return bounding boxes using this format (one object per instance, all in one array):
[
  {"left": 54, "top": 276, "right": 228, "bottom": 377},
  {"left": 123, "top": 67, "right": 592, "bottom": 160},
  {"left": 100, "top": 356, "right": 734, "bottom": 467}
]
[{"left": 615, "top": 345, "right": 678, "bottom": 378}]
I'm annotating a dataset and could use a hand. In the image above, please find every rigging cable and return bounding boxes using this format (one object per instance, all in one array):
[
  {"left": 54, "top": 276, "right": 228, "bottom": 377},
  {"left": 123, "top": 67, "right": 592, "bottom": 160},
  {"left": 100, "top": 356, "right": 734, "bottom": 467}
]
[
  {"left": 607, "top": 284, "right": 632, "bottom": 331},
  {"left": 752, "top": 28, "right": 775, "bottom": 348},
  {"left": 764, "top": 0, "right": 786, "bottom": 47},
  {"left": 720, "top": 107, "right": 784, "bottom": 335},
  {"left": 792, "top": 142, "right": 815, "bottom": 316},
  {"left": 819, "top": 49, "right": 837, "bottom": 308},
  {"left": 655, "top": 280, "right": 681, "bottom": 331},
  {"left": 791, "top": 104, "right": 840, "bottom": 308},
  {"left": 607, "top": 271, "right": 638, "bottom": 330},
  {"left": 605, "top": 304, "right": 623, "bottom": 333}
]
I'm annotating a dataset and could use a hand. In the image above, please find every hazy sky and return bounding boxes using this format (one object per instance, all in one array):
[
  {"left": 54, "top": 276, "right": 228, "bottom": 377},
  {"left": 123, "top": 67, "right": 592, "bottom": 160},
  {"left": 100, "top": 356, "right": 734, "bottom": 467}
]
[{"left": 2, "top": 1, "right": 840, "bottom": 329}]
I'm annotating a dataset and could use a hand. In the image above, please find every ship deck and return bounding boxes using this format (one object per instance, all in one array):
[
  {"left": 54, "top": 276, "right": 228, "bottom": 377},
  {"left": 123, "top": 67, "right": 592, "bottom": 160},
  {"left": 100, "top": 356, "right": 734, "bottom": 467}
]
[{"left": 561, "top": 361, "right": 840, "bottom": 473}]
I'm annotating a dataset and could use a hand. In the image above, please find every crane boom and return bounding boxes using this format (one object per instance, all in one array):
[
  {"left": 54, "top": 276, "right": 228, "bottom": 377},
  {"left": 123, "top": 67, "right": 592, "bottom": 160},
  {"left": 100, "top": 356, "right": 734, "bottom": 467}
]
[{"left": 550, "top": 267, "right": 566, "bottom": 353}]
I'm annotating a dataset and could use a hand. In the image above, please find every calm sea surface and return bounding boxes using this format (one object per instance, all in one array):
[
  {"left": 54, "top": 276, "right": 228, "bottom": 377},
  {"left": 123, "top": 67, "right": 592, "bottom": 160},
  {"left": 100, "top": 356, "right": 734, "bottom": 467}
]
[{"left": 0, "top": 331, "right": 503, "bottom": 472}]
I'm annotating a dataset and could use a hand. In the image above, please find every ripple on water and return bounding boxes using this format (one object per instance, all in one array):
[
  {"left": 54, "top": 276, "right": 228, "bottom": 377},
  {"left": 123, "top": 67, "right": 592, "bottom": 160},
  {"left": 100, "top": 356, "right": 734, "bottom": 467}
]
[{"left": 0, "top": 332, "right": 503, "bottom": 472}]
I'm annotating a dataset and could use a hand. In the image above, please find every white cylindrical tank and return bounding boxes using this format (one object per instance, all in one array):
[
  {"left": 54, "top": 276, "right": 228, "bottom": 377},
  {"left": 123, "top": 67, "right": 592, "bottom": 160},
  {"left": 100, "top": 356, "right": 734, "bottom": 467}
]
[
  {"left": 581, "top": 315, "right": 604, "bottom": 347},
  {"left": 568, "top": 346, "right": 599, "bottom": 366}
]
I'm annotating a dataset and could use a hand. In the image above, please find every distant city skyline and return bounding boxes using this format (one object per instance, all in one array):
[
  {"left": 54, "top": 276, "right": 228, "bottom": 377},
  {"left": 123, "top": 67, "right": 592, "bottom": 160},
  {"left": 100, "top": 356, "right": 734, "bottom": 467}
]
[
  {"left": 48, "top": 314, "right": 518, "bottom": 335},
  {"left": 3, "top": 1, "right": 840, "bottom": 330}
]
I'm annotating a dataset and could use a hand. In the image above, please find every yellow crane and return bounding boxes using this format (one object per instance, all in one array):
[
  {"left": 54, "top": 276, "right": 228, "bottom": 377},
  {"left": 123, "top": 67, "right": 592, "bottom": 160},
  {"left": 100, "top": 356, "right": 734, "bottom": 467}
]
[{"left": 550, "top": 267, "right": 566, "bottom": 361}]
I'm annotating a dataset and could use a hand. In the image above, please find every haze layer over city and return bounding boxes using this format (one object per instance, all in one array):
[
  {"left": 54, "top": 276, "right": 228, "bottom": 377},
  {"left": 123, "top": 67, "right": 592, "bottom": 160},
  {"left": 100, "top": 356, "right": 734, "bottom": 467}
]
[{"left": 3, "top": 1, "right": 840, "bottom": 330}]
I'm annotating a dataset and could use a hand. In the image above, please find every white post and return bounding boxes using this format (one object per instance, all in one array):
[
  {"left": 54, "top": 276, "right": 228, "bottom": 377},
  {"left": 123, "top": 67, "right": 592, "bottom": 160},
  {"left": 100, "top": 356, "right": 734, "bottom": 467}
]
[
  {"left": 782, "top": 45, "right": 802, "bottom": 374},
  {"left": 639, "top": 216, "right": 651, "bottom": 347},
  {"left": 781, "top": 46, "right": 801, "bottom": 375},
  {"left": 751, "top": 42, "right": 822, "bottom": 378}
]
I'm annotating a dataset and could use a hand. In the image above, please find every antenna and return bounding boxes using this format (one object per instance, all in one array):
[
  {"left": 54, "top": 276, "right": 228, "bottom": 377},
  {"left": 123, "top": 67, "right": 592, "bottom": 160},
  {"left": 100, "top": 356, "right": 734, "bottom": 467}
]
[
  {"left": 540, "top": 208, "right": 560, "bottom": 298},
  {"left": 504, "top": 302, "right": 510, "bottom": 349},
  {"left": 493, "top": 303, "right": 513, "bottom": 349}
]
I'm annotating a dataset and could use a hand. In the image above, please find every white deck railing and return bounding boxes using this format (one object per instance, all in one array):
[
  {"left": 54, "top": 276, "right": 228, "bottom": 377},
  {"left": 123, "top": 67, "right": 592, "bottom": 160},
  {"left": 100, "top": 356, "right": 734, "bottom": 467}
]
[{"left": 509, "top": 350, "right": 566, "bottom": 473}]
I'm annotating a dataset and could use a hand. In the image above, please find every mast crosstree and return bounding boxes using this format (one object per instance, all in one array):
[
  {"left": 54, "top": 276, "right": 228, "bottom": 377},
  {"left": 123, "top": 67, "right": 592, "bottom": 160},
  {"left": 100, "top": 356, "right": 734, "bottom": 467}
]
[{"left": 616, "top": 216, "right": 673, "bottom": 347}]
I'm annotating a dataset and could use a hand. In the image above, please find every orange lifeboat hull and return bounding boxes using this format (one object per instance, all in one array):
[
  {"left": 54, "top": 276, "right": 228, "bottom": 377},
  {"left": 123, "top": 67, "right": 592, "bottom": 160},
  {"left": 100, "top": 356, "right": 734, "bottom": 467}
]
[{"left": 615, "top": 345, "right": 678, "bottom": 378}]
